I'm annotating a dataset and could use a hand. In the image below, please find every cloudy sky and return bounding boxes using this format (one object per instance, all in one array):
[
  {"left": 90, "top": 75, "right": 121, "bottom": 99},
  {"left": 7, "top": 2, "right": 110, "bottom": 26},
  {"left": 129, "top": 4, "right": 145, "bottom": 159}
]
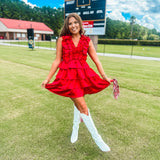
[{"left": 23, "top": 0, "right": 160, "bottom": 32}]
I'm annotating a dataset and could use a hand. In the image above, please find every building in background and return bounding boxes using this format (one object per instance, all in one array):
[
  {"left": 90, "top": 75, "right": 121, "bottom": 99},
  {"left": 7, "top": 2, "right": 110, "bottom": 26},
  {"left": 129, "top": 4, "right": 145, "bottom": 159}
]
[{"left": 0, "top": 18, "right": 53, "bottom": 40}]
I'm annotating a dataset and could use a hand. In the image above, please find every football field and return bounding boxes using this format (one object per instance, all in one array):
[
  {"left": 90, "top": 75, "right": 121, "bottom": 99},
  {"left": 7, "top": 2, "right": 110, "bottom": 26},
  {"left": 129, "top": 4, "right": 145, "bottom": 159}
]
[{"left": 0, "top": 45, "right": 160, "bottom": 160}]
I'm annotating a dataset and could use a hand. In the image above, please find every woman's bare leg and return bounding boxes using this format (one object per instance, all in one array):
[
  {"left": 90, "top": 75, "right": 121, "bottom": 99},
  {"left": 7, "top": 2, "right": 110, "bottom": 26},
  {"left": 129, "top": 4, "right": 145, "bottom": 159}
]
[{"left": 70, "top": 97, "right": 88, "bottom": 115}]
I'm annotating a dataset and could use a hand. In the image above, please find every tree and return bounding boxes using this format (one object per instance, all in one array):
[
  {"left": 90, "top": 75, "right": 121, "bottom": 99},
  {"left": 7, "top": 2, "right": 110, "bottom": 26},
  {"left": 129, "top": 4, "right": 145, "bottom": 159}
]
[{"left": 148, "top": 34, "right": 159, "bottom": 40}]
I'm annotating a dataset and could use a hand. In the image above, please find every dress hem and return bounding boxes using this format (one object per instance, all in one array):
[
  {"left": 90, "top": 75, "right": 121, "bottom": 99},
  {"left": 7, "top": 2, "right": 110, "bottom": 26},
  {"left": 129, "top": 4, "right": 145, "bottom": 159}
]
[{"left": 46, "top": 83, "right": 110, "bottom": 98}]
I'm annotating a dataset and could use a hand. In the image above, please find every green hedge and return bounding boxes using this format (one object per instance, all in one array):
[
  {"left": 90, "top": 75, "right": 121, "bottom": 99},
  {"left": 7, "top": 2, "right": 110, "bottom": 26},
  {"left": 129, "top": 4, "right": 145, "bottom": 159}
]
[
  {"left": 98, "top": 39, "right": 160, "bottom": 46},
  {"left": 138, "top": 40, "right": 160, "bottom": 46}
]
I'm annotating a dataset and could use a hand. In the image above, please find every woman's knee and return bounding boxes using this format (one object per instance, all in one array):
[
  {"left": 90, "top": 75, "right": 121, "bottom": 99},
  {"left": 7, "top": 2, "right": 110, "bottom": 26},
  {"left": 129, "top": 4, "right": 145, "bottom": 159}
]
[
  {"left": 78, "top": 102, "right": 88, "bottom": 115},
  {"left": 71, "top": 97, "right": 88, "bottom": 115}
]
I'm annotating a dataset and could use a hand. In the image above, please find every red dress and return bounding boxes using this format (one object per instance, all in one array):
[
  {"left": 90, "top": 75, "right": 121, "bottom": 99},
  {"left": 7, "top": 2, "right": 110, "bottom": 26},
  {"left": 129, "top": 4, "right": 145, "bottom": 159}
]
[{"left": 45, "top": 35, "right": 110, "bottom": 98}]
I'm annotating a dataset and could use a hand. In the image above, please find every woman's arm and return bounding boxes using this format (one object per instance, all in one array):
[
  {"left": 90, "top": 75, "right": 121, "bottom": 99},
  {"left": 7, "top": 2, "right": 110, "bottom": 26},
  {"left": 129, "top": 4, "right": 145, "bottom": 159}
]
[
  {"left": 41, "top": 37, "right": 63, "bottom": 88},
  {"left": 88, "top": 40, "right": 111, "bottom": 83}
]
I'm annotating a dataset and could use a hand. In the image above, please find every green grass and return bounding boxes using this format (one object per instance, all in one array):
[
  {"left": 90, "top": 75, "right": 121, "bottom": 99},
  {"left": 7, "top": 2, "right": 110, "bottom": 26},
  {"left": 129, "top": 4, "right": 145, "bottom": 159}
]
[
  {"left": 97, "top": 44, "right": 160, "bottom": 58},
  {"left": 0, "top": 45, "right": 160, "bottom": 160},
  {"left": 5, "top": 41, "right": 160, "bottom": 58}
]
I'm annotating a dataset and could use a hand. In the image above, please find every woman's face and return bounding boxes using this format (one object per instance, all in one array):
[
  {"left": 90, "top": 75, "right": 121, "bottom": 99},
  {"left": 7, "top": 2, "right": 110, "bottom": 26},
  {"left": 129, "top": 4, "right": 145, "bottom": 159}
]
[{"left": 68, "top": 17, "right": 80, "bottom": 35}]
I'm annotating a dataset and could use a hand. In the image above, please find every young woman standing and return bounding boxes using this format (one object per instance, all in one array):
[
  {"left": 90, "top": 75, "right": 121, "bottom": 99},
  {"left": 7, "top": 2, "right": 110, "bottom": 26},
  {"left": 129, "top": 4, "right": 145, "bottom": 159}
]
[{"left": 41, "top": 13, "right": 112, "bottom": 152}]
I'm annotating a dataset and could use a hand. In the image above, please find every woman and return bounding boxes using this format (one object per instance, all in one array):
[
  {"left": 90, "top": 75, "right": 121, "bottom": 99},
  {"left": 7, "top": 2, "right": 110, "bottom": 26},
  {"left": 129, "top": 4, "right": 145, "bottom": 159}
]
[{"left": 41, "top": 13, "right": 112, "bottom": 152}]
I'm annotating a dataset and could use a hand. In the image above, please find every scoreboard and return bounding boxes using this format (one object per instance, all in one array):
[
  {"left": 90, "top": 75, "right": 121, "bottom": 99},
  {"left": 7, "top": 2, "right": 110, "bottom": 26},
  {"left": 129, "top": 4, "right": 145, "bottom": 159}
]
[{"left": 65, "top": 0, "right": 107, "bottom": 35}]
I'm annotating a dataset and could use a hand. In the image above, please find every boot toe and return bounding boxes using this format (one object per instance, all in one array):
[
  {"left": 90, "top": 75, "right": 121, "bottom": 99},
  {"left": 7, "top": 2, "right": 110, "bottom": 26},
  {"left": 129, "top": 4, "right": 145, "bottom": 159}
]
[
  {"left": 101, "top": 144, "right": 110, "bottom": 152},
  {"left": 71, "top": 130, "right": 78, "bottom": 143},
  {"left": 94, "top": 136, "right": 111, "bottom": 152}
]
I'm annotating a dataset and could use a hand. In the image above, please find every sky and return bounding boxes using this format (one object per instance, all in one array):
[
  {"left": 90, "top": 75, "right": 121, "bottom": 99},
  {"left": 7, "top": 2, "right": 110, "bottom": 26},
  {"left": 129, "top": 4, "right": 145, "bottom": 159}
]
[{"left": 22, "top": 0, "right": 160, "bottom": 32}]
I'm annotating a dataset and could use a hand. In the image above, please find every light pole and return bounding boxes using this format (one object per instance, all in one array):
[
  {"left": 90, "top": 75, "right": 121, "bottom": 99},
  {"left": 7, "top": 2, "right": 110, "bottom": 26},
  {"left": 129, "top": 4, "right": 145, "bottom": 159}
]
[{"left": 130, "top": 16, "right": 136, "bottom": 57}]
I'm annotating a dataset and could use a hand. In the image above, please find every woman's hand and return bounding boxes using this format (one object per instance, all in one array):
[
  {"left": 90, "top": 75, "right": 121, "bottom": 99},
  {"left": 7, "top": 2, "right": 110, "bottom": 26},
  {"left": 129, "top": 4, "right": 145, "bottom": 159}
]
[
  {"left": 101, "top": 74, "right": 112, "bottom": 83},
  {"left": 41, "top": 79, "right": 49, "bottom": 88},
  {"left": 104, "top": 77, "right": 112, "bottom": 83}
]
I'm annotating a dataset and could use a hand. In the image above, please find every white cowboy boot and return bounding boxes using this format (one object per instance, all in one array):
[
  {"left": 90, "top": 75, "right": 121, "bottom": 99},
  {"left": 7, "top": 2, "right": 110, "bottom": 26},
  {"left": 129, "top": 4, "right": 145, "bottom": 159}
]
[
  {"left": 71, "top": 104, "right": 81, "bottom": 143},
  {"left": 80, "top": 109, "right": 110, "bottom": 152}
]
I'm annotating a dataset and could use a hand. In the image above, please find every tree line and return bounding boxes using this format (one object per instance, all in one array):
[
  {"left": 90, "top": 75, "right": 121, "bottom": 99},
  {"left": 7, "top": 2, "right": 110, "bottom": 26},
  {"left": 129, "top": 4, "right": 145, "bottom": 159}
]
[
  {"left": 104, "top": 17, "right": 160, "bottom": 40},
  {"left": 0, "top": 0, "right": 159, "bottom": 40},
  {"left": 0, "top": 0, "right": 64, "bottom": 36}
]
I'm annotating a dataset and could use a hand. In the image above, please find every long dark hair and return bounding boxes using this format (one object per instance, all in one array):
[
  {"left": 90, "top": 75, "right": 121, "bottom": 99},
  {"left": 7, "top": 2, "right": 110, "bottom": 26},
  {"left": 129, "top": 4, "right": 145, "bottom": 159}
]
[{"left": 60, "top": 13, "right": 85, "bottom": 37}]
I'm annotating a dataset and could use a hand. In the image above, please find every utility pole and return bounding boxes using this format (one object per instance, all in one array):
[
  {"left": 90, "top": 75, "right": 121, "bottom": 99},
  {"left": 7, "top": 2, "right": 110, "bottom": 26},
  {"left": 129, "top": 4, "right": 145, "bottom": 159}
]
[{"left": 130, "top": 16, "right": 136, "bottom": 57}]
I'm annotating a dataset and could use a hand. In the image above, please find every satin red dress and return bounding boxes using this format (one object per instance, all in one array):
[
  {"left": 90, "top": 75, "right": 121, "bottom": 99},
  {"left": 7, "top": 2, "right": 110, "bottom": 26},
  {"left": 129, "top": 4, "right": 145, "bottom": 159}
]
[{"left": 45, "top": 35, "right": 110, "bottom": 98}]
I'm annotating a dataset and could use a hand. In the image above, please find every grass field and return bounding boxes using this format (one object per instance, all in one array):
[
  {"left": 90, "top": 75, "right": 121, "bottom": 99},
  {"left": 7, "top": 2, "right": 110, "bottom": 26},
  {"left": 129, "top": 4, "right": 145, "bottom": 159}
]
[
  {"left": 5, "top": 41, "right": 160, "bottom": 58},
  {"left": 97, "top": 44, "right": 160, "bottom": 58},
  {"left": 0, "top": 45, "right": 160, "bottom": 160}
]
